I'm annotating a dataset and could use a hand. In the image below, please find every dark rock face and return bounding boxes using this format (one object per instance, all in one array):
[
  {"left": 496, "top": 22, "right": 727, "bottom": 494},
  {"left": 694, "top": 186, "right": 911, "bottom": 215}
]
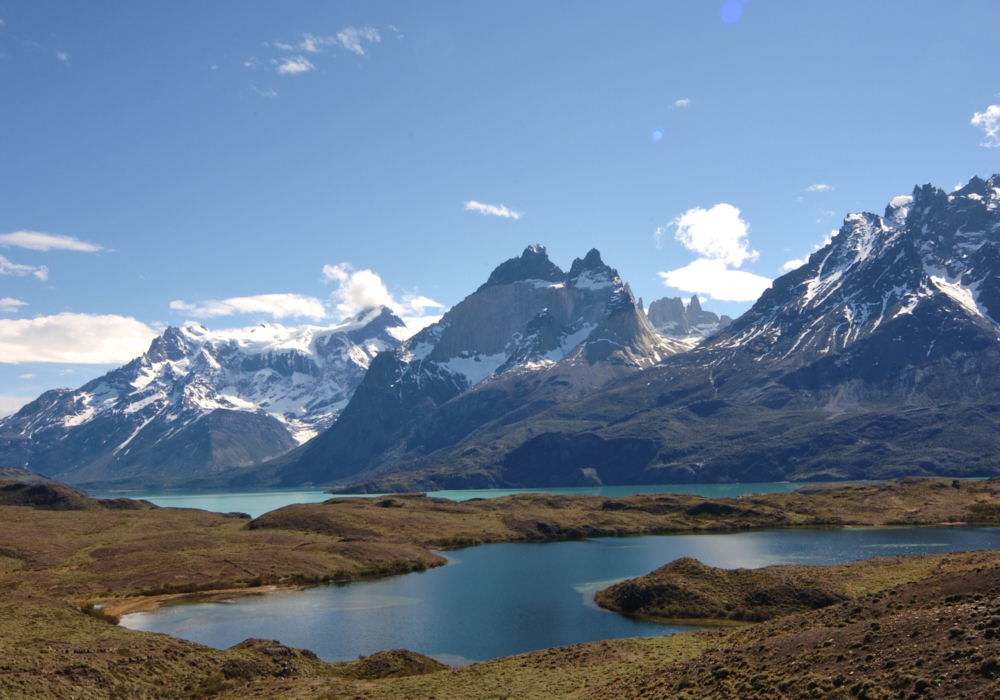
[
  {"left": 276, "top": 246, "right": 688, "bottom": 487},
  {"left": 340, "top": 175, "right": 1000, "bottom": 491},
  {"left": 0, "top": 308, "right": 406, "bottom": 488}
]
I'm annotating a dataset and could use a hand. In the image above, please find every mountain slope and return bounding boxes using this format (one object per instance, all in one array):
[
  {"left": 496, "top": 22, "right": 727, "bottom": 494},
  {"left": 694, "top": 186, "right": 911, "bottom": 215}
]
[
  {"left": 274, "top": 246, "right": 688, "bottom": 487},
  {"left": 0, "top": 308, "right": 406, "bottom": 488},
  {"left": 340, "top": 175, "right": 1000, "bottom": 491}
]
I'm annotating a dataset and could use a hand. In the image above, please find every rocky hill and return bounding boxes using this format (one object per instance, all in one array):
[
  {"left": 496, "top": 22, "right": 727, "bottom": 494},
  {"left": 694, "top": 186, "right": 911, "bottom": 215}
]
[
  {"left": 334, "top": 175, "right": 1000, "bottom": 491},
  {"left": 0, "top": 307, "right": 407, "bottom": 488}
]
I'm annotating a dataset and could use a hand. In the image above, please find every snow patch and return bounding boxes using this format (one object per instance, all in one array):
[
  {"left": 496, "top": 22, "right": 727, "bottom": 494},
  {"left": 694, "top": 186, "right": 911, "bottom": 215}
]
[{"left": 439, "top": 352, "right": 508, "bottom": 388}]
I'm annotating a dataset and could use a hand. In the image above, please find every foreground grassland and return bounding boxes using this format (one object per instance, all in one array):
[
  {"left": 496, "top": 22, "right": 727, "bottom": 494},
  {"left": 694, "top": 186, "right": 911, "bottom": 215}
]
[{"left": 3, "top": 477, "right": 1000, "bottom": 698}]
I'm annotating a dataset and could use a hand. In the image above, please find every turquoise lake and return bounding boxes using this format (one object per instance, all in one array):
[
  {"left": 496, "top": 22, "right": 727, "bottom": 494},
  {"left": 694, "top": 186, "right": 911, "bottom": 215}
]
[
  {"left": 120, "top": 526, "right": 1000, "bottom": 665},
  {"left": 92, "top": 482, "right": 821, "bottom": 518}
]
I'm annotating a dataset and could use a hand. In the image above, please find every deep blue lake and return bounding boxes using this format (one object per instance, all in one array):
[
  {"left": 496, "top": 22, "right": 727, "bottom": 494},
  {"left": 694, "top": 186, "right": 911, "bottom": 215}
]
[{"left": 121, "top": 526, "right": 1000, "bottom": 665}]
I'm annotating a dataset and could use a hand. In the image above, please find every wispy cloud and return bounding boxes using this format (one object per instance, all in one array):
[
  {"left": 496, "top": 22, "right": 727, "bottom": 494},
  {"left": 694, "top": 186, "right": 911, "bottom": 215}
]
[
  {"left": 323, "top": 263, "right": 444, "bottom": 334},
  {"left": 0, "top": 255, "right": 47, "bottom": 281},
  {"left": 253, "top": 86, "right": 278, "bottom": 98},
  {"left": 0, "top": 230, "right": 102, "bottom": 252},
  {"left": 56, "top": 51, "right": 69, "bottom": 63},
  {"left": 0, "top": 313, "right": 158, "bottom": 363},
  {"left": 276, "top": 55, "right": 315, "bottom": 76},
  {"left": 0, "top": 298, "right": 27, "bottom": 313},
  {"left": 806, "top": 184, "right": 834, "bottom": 192},
  {"left": 299, "top": 33, "right": 328, "bottom": 53},
  {"left": 244, "top": 57, "right": 262, "bottom": 69},
  {"left": 170, "top": 294, "right": 328, "bottom": 320},
  {"left": 656, "top": 203, "right": 771, "bottom": 302},
  {"left": 19, "top": 374, "right": 36, "bottom": 379},
  {"left": 654, "top": 227, "right": 664, "bottom": 248},
  {"left": 294, "top": 28, "right": 381, "bottom": 56},
  {"left": 389, "top": 25, "right": 403, "bottom": 40},
  {"left": 674, "top": 98, "right": 691, "bottom": 107},
  {"left": 464, "top": 201, "right": 523, "bottom": 220},
  {"left": 972, "top": 105, "right": 1000, "bottom": 148},
  {"left": 336, "top": 27, "right": 381, "bottom": 55},
  {"left": 269, "top": 41, "right": 294, "bottom": 51}
]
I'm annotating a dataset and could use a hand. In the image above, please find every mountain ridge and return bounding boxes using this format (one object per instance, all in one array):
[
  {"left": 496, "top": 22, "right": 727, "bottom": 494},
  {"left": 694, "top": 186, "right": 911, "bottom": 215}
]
[{"left": 331, "top": 174, "right": 1000, "bottom": 491}]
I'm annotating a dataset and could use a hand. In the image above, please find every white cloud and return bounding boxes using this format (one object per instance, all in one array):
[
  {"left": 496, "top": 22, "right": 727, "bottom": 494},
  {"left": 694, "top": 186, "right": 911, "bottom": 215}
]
[
  {"left": 56, "top": 51, "right": 69, "bottom": 63},
  {"left": 674, "top": 98, "right": 691, "bottom": 107},
  {"left": 0, "top": 230, "right": 102, "bottom": 252},
  {"left": 322, "top": 263, "right": 445, "bottom": 331},
  {"left": 0, "top": 298, "right": 27, "bottom": 313},
  {"left": 34, "top": 266, "right": 49, "bottom": 282},
  {"left": 271, "top": 41, "right": 294, "bottom": 51},
  {"left": 658, "top": 259, "right": 771, "bottom": 302},
  {"left": 0, "top": 313, "right": 158, "bottom": 363},
  {"left": 972, "top": 105, "right": 1000, "bottom": 148},
  {"left": 169, "top": 294, "right": 327, "bottom": 320},
  {"left": 19, "top": 373, "right": 36, "bottom": 379},
  {"left": 657, "top": 203, "right": 772, "bottom": 302},
  {"left": 463, "top": 200, "right": 523, "bottom": 220},
  {"left": 669, "top": 203, "right": 757, "bottom": 267},
  {"left": 277, "top": 56, "right": 315, "bottom": 76},
  {"left": 253, "top": 86, "right": 278, "bottom": 98},
  {"left": 244, "top": 57, "right": 262, "bottom": 68},
  {"left": 336, "top": 27, "right": 381, "bottom": 55},
  {"left": 806, "top": 184, "right": 834, "bottom": 192},
  {"left": 389, "top": 25, "right": 403, "bottom": 40}
]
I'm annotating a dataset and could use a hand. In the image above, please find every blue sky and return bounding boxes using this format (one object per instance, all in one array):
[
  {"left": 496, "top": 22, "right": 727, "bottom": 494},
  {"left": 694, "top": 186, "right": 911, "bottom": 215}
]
[{"left": 2, "top": 0, "right": 999, "bottom": 414}]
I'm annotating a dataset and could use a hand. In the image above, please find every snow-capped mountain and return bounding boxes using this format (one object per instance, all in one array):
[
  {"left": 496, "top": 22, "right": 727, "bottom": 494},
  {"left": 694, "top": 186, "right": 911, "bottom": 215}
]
[
  {"left": 707, "top": 176, "right": 1000, "bottom": 370},
  {"left": 0, "top": 307, "right": 406, "bottom": 487},
  {"left": 275, "top": 245, "right": 689, "bottom": 487},
  {"left": 329, "top": 175, "right": 1000, "bottom": 492}
]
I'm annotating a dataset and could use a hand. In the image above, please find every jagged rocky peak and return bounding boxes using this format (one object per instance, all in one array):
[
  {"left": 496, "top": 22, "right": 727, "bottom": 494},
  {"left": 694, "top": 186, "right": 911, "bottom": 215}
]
[
  {"left": 476, "top": 244, "right": 565, "bottom": 292},
  {"left": 710, "top": 173, "right": 1000, "bottom": 361},
  {"left": 646, "top": 294, "right": 732, "bottom": 341},
  {"left": 567, "top": 248, "right": 618, "bottom": 289}
]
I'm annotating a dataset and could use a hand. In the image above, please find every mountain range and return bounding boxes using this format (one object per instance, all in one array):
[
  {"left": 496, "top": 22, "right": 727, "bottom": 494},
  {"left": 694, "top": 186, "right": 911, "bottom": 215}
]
[
  {"left": 0, "top": 308, "right": 406, "bottom": 488},
  {"left": 3, "top": 174, "right": 999, "bottom": 491}
]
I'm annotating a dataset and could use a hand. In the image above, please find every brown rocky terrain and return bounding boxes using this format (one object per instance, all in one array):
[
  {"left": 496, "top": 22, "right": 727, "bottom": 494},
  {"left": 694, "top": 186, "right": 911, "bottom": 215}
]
[{"left": 4, "top": 476, "right": 1000, "bottom": 697}]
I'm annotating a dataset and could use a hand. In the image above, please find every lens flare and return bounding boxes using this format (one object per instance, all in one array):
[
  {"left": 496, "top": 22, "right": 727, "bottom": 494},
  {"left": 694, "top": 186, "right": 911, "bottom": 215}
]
[
  {"left": 720, "top": 0, "right": 743, "bottom": 24},
  {"left": 651, "top": 128, "right": 664, "bottom": 143}
]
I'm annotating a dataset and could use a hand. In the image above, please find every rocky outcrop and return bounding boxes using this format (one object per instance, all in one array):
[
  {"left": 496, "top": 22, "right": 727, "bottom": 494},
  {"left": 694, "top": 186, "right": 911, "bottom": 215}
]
[{"left": 646, "top": 294, "right": 732, "bottom": 341}]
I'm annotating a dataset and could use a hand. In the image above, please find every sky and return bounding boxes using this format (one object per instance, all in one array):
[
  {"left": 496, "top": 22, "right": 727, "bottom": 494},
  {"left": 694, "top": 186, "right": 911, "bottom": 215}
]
[{"left": 2, "top": 0, "right": 1000, "bottom": 416}]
